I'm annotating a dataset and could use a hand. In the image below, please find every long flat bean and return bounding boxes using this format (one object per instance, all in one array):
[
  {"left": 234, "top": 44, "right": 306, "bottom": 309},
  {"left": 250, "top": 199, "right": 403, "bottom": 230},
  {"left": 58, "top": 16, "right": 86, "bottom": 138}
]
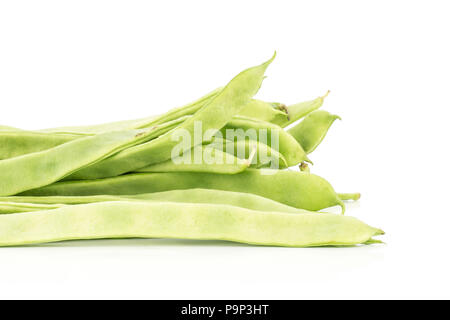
[
  {"left": 1, "top": 116, "right": 189, "bottom": 161},
  {"left": 0, "top": 131, "right": 82, "bottom": 160},
  {"left": 0, "top": 189, "right": 304, "bottom": 214},
  {"left": 0, "top": 201, "right": 383, "bottom": 247},
  {"left": 22, "top": 169, "right": 345, "bottom": 212}
]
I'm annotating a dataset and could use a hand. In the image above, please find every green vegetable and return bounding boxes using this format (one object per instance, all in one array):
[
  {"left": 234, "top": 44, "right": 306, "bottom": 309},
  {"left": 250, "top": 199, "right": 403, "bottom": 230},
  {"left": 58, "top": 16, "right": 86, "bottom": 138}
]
[
  {"left": 0, "top": 201, "right": 383, "bottom": 247},
  {"left": 210, "top": 137, "right": 288, "bottom": 169},
  {"left": 0, "top": 202, "right": 62, "bottom": 214},
  {"left": 222, "top": 116, "right": 310, "bottom": 166},
  {"left": 0, "top": 189, "right": 305, "bottom": 214},
  {"left": 0, "top": 131, "right": 81, "bottom": 160},
  {"left": 288, "top": 110, "right": 340, "bottom": 154},
  {"left": 0, "top": 55, "right": 382, "bottom": 247},
  {"left": 137, "top": 145, "right": 253, "bottom": 174},
  {"left": 278, "top": 91, "right": 330, "bottom": 127},
  {"left": 0, "top": 116, "right": 188, "bottom": 161},
  {"left": 338, "top": 193, "right": 361, "bottom": 201},
  {"left": 21, "top": 169, "right": 346, "bottom": 213},
  {"left": 0, "top": 129, "right": 158, "bottom": 196},
  {"left": 238, "top": 99, "right": 289, "bottom": 124},
  {"left": 67, "top": 54, "right": 276, "bottom": 180}
]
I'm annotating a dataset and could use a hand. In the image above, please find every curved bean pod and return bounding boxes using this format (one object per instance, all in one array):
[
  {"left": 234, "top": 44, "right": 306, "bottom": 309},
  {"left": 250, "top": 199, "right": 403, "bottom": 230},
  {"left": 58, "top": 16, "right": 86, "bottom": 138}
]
[
  {"left": 222, "top": 116, "right": 310, "bottom": 167},
  {"left": 0, "top": 189, "right": 304, "bottom": 214},
  {"left": 209, "top": 137, "right": 289, "bottom": 169},
  {"left": 279, "top": 91, "right": 330, "bottom": 128},
  {"left": 1, "top": 116, "right": 189, "bottom": 161},
  {"left": 288, "top": 110, "right": 341, "bottom": 154},
  {"left": 22, "top": 169, "right": 345, "bottom": 212},
  {"left": 0, "top": 201, "right": 383, "bottom": 247},
  {"left": 0, "top": 97, "right": 288, "bottom": 161},
  {"left": 0, "top": 131, "right": 82, "bottom": 160},
  {"left": 137, "top": 145, "right": 252, "bottom": 174},
  {"left": 67, "top": 54, "right": 276, "bottom": 180},
  {"left": 238, "top": 99, "right": 289, "bottom": 124},
  {"left": 0, "top": 129, "right": 156, "bottom": 196}
]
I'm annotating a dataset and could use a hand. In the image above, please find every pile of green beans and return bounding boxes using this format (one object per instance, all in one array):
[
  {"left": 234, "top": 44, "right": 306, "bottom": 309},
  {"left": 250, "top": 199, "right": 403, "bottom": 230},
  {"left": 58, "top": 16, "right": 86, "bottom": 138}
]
[{"left": 0, "top": 54, "right": 383, "bottom": 247}]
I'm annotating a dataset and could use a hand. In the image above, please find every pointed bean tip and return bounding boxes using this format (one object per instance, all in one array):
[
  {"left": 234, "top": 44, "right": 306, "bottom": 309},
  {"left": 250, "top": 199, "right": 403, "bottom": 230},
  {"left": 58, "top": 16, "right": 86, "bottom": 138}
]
[
  {"left": 364, "top": 238, "right": 384, "bottom": 245},
  {"left": 271, "top": 50, "right": 277, "bottom": 60},
  {"left": 263, "top": 51, "right": 277, "bottom": 67},
  {"left": 304, "top": 156, "right": 313, "bottom": 165}
]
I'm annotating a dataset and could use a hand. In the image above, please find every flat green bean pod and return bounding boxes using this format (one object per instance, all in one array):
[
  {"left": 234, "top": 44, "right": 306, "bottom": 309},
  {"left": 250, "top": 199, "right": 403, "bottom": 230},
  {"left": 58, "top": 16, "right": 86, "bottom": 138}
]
[
  {"left": 209, "top": 137, "right": 289, "bottom": 169},
  {"left": 22, "top": 169, "right": 345, "bottom": 212},
  {"left": 278, "top": 91, "right": 330, "bottom": 128},
  {"left": 1, "top": 116, "right": 190, "bottom": 161},
  {"left": 288, "top": 110, "right": 341, "bottom": 154},
  {"left": 0, "top": 189, "right": 305, "bottom": 214},
  {"left": 222, "top": 116, "right": 310, "bottom": 167},
  {"left": 34, "top": 94, "right": 283, "bottom": 136},
  {"left": 0, "top": 129, "right": 156, "bottom": 196},
  {"left": 137, "top": 145, "right": 252, "bottom": 174},
  {"left": 0, "top": 201, "right": 383, "bottom": 247},
  {"left": 67, "top": 54, "right": 276, "bottom": 180},
  {"left": 238, "top": 99, "right": 289, "bottom": 124},
  {"left": 0, "top": 131, "right": 82, "bottom": 160},
  {"left": 0, "top": 97, "right": 290, "bottom": 161}
]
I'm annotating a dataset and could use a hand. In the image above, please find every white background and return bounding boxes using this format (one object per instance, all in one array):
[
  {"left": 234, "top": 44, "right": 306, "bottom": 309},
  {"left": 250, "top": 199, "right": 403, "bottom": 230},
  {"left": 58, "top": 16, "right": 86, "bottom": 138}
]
[{"left": 0, "top": 0, "right": 449, "bottom": 299}]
